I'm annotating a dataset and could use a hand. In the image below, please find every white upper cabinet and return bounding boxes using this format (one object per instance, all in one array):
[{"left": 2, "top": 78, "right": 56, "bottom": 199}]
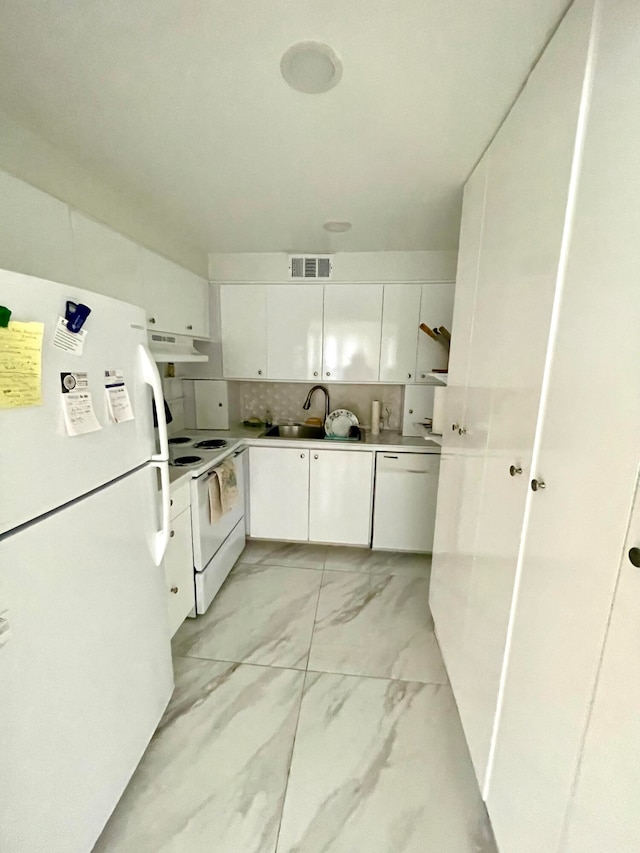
[
  {"left": 70, "top": 212, "right": 143, "bottom": 306},
  {"left": 415, "top": 282, "right": 454, "bottom": 381},
  {"left": 322, "top": 284, "right": 383, "bottom": 381},
  {"left": 141, "top": 249, "right": 209, "bottom": 338},
  {"left": 220, "top": 285, "right": 268, "bottom": 378},
  {"left": 267, "top": 284, "right": 323, "bottom": 381},
  {"left": 379, "top": 284, "right": 422, "bottom": 383}
]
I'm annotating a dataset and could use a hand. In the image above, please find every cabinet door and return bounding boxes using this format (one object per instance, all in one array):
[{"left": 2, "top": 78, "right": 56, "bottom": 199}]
[
  {"left": 249, "top": 447, "right": 309, "bottom": 541},
  {"left": 267, "top": 284, "right": 323, "bottom": 380},
  {"left": 309, "top": 450, "right": 373, "bottom": 546},
  {"left": 141, "top": 248, "right": 178, "bottom": 333},
  {"left": 379, "top": 284, "right": 422, "bottom": 383},
  {"left": 163, "top": 507, "right": 195, "bottom": 637},
  {"left": 415, "top": 282, "right": 454, "bottom": 381},
  {"left": 176, "top": 268, "right": 209, "bottom": 339},
  {"left": 220, "top": 285, "right": 268, "bottom": 379},
  {"left": 322, "top": 284, "right": 383, "bottom": 381}
]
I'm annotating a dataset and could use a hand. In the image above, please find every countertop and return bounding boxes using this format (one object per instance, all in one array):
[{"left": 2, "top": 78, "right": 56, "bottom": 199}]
[{"left": 165, "top": 426, "right": 441, "bottom": 491}]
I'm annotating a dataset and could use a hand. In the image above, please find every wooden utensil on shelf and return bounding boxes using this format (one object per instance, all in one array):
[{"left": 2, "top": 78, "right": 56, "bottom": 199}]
[
  {"left": 437, "top": 326, "right": 451, "bottom": 342},
  {"left": 419, "top": 323, "right": 439, "bottom": 341},
  {"left": 420, "top": 323, "right": 450, "bottom": 349}
]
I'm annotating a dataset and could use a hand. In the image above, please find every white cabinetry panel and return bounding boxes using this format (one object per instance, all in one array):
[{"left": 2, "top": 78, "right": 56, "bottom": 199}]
[
  {"left": 267, "top": 284, "right": 323, "bottom": 380},
  {"left": 322, "top": 285, "right": 383, "bottom": 381},
  {"left": 163, "top": 507, "right": 194, "bottom": 637},
  {"left": 373, "top": 452, "right": 440, "bottom": 551},
  {"left": 220, "top": 285, "right": 268, "bottom": 378},
  {"left": 309, "top": 450, "right": 373, "bottom": 546},
  {"left": 249, "top": 446, "right": 309, "bottom": 541},
  {"left": 379, "top": 284, "right": 421, "bottom": 382},
  {"left": 416, "top": 283, "right": 454, "bottom": 381}
]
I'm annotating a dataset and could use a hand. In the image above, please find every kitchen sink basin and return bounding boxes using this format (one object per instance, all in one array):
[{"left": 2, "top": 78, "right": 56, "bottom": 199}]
[{"left": 264, "top": 424, "right": 326, "bottom": 440}]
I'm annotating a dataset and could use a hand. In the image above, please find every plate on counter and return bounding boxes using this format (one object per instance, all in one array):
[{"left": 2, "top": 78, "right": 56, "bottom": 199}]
[{"left": 325, "top": 409, "right": 359, "bottom": 437}]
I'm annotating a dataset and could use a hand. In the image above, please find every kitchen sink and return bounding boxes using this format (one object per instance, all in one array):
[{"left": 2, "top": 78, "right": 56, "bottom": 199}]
[
  {"left": 263, "top": 424, "right": 363, "bottom": 442},
  {"left": 264, "top": 424, "right": 326, "bottom": 440}
]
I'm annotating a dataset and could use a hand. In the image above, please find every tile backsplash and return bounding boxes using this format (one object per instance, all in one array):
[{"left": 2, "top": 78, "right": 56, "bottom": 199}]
[{"left": 237, "top": 382, "right": 403, "bottom": 430}]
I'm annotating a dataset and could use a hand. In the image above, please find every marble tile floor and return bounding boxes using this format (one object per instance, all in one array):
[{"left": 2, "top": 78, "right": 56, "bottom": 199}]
[{"left": 94, "top": 541, "right": 496, "bottom": 853}]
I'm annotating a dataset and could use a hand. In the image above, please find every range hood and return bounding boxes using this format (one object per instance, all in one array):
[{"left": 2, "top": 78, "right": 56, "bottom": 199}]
[{"left": 147, "top": 332, "right": 209, "bottom": 363}]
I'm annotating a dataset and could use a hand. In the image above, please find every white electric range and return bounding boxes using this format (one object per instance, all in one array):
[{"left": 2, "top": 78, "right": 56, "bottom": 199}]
[{"left": 167, "top": 431, "right": 248, "bottom": 614}]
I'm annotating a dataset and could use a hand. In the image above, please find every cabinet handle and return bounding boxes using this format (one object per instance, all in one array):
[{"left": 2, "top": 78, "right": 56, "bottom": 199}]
[
  {"left": 148, "top": 317, "right": 156, "bottom": 324},
  {"left": 421, "top": 373, "right": 426, "bottom": 379},
  {"left": 314, "top": 371, "right": 319, "bottom": 377},
  {"left": 186, "top": 324, "right": 193, "bottom": 330},
  {"left": 451, "top": 423, "right": 459, "bottom": 431},
  {"left": 458, "top": 427, "right": 467, "bottom": 435},
  {"left": 629, "top": 547, "right": 640, "bottom": 568},
  {"left": 170, "top": 530, "right": 175, "bottom": 538},
  {"left": 170, "top": 499, "right": 173, "bottom": 506},
  {"left": 407, "top": 373, "right": 412, "bottom": 379},
  {"left": 314, "top": 454, "right": 319, "bottom": 460},
  {"left": 258, "top": 369, "right": 263, "bottom": 376},
  {"left": 170, "top": 586, "right": 179, "bottom": 594},
  {"left": 531, "top": 478, "right": 546, "bottom": 492},
  {"left": 509, "top": 465, "right": 523, "bottom": 476},
  {"left": 300, "top": 453, "right": 305, "bottom": 458},
  {"left": 326, "top": 371, "right": 331, "bottom": 377}
]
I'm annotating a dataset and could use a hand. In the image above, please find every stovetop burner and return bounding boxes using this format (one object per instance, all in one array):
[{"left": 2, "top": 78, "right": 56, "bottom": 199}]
[
  {"left": 173, "top": 455, "right": 203, "bottom": 466},
  {"left": 168, "top": 436, "right": 192, "bottom": 445},
  {"left": 193, "top": 439, "right": 228, "bottom": 449}
]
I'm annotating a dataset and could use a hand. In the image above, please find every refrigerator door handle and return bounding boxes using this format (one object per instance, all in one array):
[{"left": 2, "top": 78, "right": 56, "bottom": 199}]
[
  {"left": 150, "top": 459, "right": 171, "bottom": 565},
  {"left": 139, "top": 344, "right": 169, "bottom": 462}
]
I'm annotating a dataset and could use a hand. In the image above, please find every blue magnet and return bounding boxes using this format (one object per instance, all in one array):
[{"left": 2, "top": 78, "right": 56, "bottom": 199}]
[{"left": 65, "top": 301, "right": 91, "bottom": 333}]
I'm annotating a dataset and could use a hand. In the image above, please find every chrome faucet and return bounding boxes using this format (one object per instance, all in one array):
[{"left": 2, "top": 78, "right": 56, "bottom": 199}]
[{"left": 302, "top": 385, "right": 330, "bottom": 424}]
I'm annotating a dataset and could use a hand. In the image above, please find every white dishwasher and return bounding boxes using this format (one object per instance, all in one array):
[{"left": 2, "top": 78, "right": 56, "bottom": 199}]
[{"left": 372, "top": 451, "right": 441, "bottom": 552}]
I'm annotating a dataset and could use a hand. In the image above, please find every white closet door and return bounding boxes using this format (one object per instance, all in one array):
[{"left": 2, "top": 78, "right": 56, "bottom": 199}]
[
  {"left": 450, "top": 0, "right": 594, "bottom": 795},
  {"left": 322, "top": 284, "right": 383, "bottom": 381},
  {"left": 563, "top": 481, "right": 640, "bottom": 852},
  {"left": 488, "top": 3, "right": 640, "bottom": 850},
  {"left": 220, "top": 285, "right": 268, "bottom": 379},
  {"left": 267, "top": 284, "right": 323, "bottom": 380},
  {"left": 379, "top": 284, "right": 421, "bottom": 382}
]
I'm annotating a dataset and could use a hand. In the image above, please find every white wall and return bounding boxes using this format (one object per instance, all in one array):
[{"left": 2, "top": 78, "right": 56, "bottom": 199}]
[
  {"left": 0, "top": 109, "right": 207, "bottom": 276},
  {"left": 209, "top": 251, "right": 457, "bottom": 283}
]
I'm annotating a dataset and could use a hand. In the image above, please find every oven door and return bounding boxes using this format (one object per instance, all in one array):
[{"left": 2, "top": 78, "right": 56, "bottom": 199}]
[{"left": 191, "top": 449, "right": 246, "bottom": 572}]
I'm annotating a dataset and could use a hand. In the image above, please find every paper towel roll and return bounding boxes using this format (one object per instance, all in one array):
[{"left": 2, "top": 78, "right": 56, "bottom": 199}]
[{"left": 371, "top": 400, "right": 381, "bottom": 435}]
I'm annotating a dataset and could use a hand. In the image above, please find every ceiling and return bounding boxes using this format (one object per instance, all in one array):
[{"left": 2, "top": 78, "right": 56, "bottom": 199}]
[{"left": 0, "top": 1, "right": 570, "bottom": 255}]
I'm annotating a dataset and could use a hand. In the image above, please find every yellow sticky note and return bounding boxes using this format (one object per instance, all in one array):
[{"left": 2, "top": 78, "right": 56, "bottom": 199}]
[{"left": 0, "top": 321, "right": 44, "bottom": 409}]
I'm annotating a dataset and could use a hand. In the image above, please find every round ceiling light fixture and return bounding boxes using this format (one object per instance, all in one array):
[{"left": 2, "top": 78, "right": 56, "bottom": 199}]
[
  {"left": 281, "top": 42, "right": 343, "bottom": 94},
  {"left": 323, "top": 221, "right": 352, "bottom": 233}
]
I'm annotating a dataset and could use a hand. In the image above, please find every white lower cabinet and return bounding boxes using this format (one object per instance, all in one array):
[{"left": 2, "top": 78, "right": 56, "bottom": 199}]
[
  {"left": 163, "top": 505, "right": 195, "bottom": 637},
  {"left": 249, "top": 447, "right": 310, "bottom": 541},
  {"left": 249, "top": 446, "right": 374, "bottom": 546},
  {"left": 309, "top": 450, "right": 374, "bottom": 546}
]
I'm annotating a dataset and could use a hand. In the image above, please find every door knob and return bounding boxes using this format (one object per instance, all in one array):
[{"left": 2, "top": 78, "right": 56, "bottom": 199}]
[
  {"left": 531, "top": 479, "right": 546, "bottom": 491},
  {"left": 186, "top": 324, "right": 193, "bottom": 330},
  {"left": 509, "top": 465, "right": 523, "bottom": 476},
  {"left": 629, "top": 547, "right": 640, "bottom": 568},
  {"left": 170, "top": 586, "right": 179, "bottom": 594},
  {"left": 451, "top": 423, "right": 459, "bottom": 431},
  {"left": 458, "top": 427, "right": 467, "bottom": 435},
  {"left": 148, "top": 317, "right": 156, "bottom": 324},
  {"left": 169, "top": 530, "right": 175, "bottom": 538},
  {"left": 258, "top": 369, "right": 263, "bottom": 375}
]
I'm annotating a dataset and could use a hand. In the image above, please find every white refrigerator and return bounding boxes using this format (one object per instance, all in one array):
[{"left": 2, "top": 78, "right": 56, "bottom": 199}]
[{"left": 0, "top": 270, "right": 174, "bottom": 852}]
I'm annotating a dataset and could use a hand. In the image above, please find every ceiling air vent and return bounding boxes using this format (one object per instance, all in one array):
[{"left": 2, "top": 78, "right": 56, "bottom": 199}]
[{"left": 289, "top": 255, "right": 332, "bottom": 279}]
